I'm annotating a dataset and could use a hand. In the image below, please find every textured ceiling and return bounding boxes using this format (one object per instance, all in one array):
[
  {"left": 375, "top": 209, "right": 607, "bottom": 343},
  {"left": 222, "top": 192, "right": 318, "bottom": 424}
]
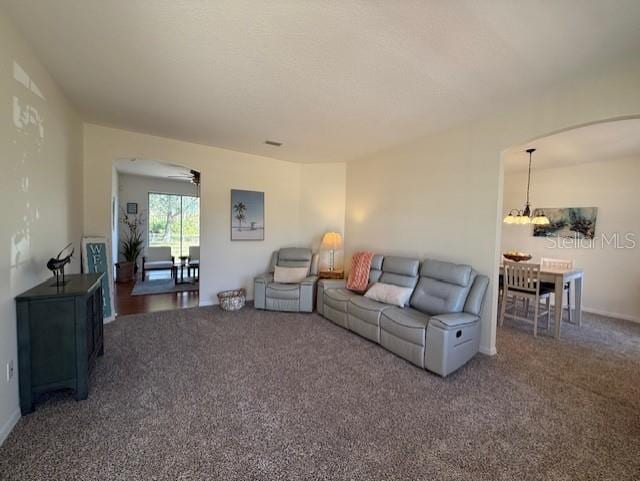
[
  {"left": 503, "top": 119, "right": 640, "bottom": 173},
  {"left": 3, "top": 0, "right": 640, "bottom": 163}
]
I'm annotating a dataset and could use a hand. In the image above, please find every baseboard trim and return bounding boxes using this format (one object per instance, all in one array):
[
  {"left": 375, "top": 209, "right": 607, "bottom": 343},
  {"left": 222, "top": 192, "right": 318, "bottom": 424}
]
[
  {"left": 0, "top": 408, "right": 21, "bottom": 446},
  {"left": 479, "top": 345, "right": 497, "bottom": 356},
  {"left": 517, "top": 301, "right": 640, "bottom": 324},
  {"left": 199, "top": 296, "right": 255, "bottom": 308},
  {"left": 581, "top": 307, "right": 640, "bottom": 324}
]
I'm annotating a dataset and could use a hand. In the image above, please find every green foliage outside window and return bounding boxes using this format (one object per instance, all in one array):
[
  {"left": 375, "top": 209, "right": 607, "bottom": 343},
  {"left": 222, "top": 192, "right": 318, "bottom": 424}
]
[{"left": 148, "top": 193, "right": 200, "bottom": 257}]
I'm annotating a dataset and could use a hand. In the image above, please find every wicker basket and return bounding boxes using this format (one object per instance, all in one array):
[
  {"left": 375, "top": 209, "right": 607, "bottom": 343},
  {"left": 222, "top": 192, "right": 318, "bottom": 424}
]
[{"left": 217, "top": 288, "right": 246, "bottom": 311}]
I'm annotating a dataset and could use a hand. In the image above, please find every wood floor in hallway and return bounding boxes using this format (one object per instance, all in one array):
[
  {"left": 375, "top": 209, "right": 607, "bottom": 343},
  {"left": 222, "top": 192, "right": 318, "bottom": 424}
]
[{"left": 115, "top": 274, "right": 199, "bottom": 316}]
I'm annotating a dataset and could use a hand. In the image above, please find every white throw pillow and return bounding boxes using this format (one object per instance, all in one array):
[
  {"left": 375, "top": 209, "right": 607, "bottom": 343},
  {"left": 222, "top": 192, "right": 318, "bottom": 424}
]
[
  {"left": 364, "top": 282, "right": 413, "bottom": 307},
  {"left": 273, "top": 266, "right": 308, "bottom": 284}
]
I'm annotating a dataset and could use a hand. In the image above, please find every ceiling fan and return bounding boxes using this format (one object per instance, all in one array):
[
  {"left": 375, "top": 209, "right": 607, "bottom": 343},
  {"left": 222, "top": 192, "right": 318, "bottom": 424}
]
[
  {"left": 168, "top": 169, "right": 200, "bottom": 186},
  {"left": 168, "top": 168, "right": 201, "bottom": 197}
]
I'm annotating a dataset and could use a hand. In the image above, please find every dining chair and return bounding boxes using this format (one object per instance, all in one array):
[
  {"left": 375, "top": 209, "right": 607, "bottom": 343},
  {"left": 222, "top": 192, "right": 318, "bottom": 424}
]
[
  {"left": 500, "top": 261, "right": 553, "bottom": 337},
  {"left": 540, "top": 257, "right": 574, "bottom": 322}
]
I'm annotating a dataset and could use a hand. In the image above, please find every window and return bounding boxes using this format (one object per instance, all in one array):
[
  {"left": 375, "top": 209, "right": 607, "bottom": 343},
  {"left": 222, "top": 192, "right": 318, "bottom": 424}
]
[{"left": 148, "top": 193, "right": 200, "bottom": 257}]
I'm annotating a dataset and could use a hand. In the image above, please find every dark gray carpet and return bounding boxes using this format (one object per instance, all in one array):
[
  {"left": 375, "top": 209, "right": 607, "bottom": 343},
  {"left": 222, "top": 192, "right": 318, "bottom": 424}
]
[{"left": 1, "top": 307, "right": 638, "bottom": 480}]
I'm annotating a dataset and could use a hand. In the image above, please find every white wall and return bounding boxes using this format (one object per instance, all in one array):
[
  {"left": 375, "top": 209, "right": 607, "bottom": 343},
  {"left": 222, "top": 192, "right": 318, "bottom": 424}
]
[
  {"left": 502, "top": 157, "right": 640, "bottom": 322},
  {"left": 299, "top": 163, "right": 346, "bottom": 270},
  {"left": 117, "top": 173, "right": 198, "bottom": 260},
  {"left": 345, "top": 58, "right": 640, "bottom": 356},
  {"left": 0, "top": 11, "right": 83, "bottom": 444},
  {"left": 83, "top": 124, "right": 346, "bottom": 305}
]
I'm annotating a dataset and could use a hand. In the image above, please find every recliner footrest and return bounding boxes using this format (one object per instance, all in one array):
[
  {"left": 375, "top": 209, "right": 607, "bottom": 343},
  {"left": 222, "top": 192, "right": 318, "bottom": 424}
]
[{"left": 425, "top": 313, "right": 480, "bottom": 377}]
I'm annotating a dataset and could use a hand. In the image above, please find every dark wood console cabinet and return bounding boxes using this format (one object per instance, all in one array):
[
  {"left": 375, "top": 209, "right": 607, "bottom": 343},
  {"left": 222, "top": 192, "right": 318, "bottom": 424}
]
[{"left": 15, "top": 273, "right": 105, "bottom": 415}]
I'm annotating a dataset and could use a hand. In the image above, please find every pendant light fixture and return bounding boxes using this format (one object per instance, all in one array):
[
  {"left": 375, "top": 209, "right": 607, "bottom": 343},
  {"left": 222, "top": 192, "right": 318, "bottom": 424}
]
[{"left": 503, "top": 148, "right": 550, "bottom": 225}]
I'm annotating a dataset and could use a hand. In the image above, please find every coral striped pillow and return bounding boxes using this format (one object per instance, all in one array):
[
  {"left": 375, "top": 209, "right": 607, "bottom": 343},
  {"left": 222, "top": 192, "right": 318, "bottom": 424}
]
[{"left": 346, "top": 251, "right": 375, "bottom": 293}]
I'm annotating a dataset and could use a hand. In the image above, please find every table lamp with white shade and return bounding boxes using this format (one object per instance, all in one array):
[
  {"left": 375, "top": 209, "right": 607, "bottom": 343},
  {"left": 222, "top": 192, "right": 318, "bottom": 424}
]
[{"left": 320, "top": 232, "right": 343, "bottom": 272}]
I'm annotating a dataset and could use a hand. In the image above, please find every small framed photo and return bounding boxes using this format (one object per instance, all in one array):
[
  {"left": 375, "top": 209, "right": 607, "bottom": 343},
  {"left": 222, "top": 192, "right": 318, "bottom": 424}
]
[{"left": 126, "top": 202, "right": 138, "bottom": 214}]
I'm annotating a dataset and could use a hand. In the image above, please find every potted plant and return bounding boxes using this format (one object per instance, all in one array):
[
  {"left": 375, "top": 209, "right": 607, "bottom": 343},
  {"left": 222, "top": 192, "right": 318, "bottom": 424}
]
[{"left": 117, "top": 207, "right": 144, "bottom": 283}]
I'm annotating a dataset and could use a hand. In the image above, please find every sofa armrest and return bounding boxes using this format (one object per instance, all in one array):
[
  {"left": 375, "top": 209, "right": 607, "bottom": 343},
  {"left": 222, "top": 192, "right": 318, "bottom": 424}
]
[
  {"left": 429, "top": 312, "right": 480, "bottom": 330},
  {"left": 299, "top": 277, "right": 317, "bottom": 312},
  {"left": 254, "top": 273, "right": 272, "bottom": 310},
  {"left": 300, "top": 275, "right": 318, "bottom": 286},
  {"left": 254, "top": 273, "right": 274, "bottom": 284},
  {"left": 318, "top": 279, "right": 347, "bottom": 290},
  {"left": 316, "top": 279, "right": 346, "bottom": 316}
]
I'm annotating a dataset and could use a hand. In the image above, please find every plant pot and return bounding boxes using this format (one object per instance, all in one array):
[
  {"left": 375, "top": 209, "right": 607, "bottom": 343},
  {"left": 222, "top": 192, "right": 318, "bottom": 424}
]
[{"left": 116, "top": 261, "right": 134, "bottom": 283}]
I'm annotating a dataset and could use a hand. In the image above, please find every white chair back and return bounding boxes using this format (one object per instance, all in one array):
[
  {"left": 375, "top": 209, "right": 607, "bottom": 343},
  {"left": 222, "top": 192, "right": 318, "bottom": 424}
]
[
  {"left": 503, "top": 261, "right": 541, "bottom": 294},
  {"left": 146, "top": 246, "right": 172, "bottom": 261},
  {"left": 540, "top": 257, "right": 574, "bottom": 271}
]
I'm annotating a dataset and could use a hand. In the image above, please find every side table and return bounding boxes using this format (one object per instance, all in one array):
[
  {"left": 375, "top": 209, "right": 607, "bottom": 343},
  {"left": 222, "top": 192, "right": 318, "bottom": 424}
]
[{"left": 318, "top": 270, "right": 344, "bottom": 280}]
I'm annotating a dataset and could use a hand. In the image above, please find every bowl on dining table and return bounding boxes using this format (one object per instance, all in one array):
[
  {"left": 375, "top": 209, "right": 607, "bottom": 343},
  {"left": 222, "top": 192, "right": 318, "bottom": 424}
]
[{"left": 503, "top": 252, "right": 532, "bottom": 262}]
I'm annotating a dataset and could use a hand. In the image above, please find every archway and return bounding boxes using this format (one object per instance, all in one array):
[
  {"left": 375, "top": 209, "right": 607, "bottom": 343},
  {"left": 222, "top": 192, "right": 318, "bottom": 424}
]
[
  {"left": 111, "top": 158, "right": 202, "bottom": 316},
  {"left": 494, "top": 116, "right": 640, "bottom": 345}
]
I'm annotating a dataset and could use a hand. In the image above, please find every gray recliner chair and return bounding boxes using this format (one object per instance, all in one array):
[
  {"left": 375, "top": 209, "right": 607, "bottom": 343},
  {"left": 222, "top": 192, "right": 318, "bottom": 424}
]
[{"left": 254, "top": 248, "right": 319, "bottom": 312}]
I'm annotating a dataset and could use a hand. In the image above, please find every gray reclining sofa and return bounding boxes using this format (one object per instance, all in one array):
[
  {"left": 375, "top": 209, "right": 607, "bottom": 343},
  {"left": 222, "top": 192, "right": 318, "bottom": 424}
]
[
  {"left": 317, "top": 255, "right": 489, "bottom": 376},
  {"left": 254, "top": 247, "right": 319, "bottom": 312}
]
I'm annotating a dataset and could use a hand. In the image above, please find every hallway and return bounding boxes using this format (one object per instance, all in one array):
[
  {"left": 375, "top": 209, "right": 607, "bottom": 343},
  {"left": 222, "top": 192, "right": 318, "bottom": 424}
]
[{"left": 115, "top": 272, "right": 199, "bottom": 316}]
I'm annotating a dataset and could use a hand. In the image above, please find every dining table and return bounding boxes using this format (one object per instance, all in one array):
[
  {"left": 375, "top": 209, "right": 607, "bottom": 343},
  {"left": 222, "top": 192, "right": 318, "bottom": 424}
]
[{"left": 499, "top": 264, "right": 584, "bottom": 339}]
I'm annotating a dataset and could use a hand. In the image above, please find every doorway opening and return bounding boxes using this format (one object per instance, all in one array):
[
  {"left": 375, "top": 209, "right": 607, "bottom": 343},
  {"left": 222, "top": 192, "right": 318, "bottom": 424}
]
[
  {"left": 496, "top": 118, "right": 640, "bottom": 350},
  {"left": 111, "top": 158, "right": 201, "bottom": 316}
]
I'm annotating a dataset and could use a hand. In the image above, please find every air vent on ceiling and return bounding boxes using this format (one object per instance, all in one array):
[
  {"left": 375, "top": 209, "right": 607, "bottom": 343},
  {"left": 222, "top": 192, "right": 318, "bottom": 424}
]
[{"left": 265, "top": 140, "right": 283, "bottom": 147}]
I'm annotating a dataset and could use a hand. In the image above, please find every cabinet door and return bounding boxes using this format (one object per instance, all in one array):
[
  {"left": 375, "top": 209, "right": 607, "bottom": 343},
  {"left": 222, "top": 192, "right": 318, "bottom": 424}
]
[{"left": 30, "top": 299, "right": 76, "bottom": 387}]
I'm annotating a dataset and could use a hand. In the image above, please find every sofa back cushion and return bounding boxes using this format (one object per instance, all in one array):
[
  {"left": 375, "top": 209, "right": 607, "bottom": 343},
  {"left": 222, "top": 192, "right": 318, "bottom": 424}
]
[
  {"left": 368, "top": 255, "right": 384, "bottom": 284},
  {"left": 379, "top": 256, "right": 420, "bottom": 289},
  {"left": 269, "top": 247, "right": 312, "bottom": 274},
  {"left": 146, "top": 246, "right": 172, "bottom": 262},
  {"left": 410, "top": 259, "right": 474, "bottom": 315},
  {"left": 421, "top": 259, "right": 472, "bottom": 286}
]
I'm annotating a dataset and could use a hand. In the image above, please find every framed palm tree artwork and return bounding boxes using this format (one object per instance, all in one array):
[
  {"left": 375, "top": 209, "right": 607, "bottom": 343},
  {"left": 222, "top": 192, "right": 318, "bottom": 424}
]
[{"left": 231, "top": 189, "right": 264, "bottom": 240}]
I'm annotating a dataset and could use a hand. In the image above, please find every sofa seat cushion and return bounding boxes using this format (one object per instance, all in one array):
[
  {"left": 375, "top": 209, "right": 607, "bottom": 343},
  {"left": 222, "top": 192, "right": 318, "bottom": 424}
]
[
  {"left": 266, "top": 282, "right": 300, "bottom": 300},
  {"left": 324, "top": 288, "right": 359, "bottom": 313},
  {"left": 144, "top": 260, "right": 173, "bottom": 269},
  {"left": 348, "top": 295, "right": 393, "bottom": 326},
  {"left": 380, "top": 307, "right": 431, "bottom": 346}
]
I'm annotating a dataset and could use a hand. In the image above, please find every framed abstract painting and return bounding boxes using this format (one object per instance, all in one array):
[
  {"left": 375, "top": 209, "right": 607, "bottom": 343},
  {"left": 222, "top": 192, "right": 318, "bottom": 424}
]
[{"left": 532, "top": 207, "right": 598, "bottom": 239}]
